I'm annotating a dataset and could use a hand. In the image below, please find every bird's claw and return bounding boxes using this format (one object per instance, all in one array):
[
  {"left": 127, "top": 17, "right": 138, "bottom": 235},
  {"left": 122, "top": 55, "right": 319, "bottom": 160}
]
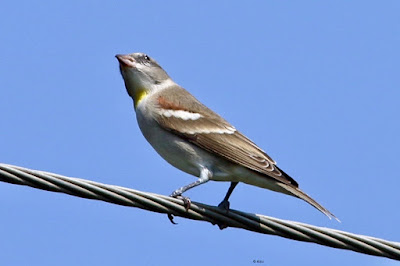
[
  {"left": 218, "top": 200, "right": 230, "bottom": 212},
  {"left": 167, "top": 194, "right": 191, "bottom": 225},
  {"left": 216, "top": 200, "right": 231, "bottom": 229},
  {"left": 178, "top": 195, "right": 191, "bottom": 211},
  {"left": 170, "top": 193, "right": 191, "bottom": 211},
  {"left": 167, "top": 213, "right": 177, "bottom": 225},
  {"left": 218, "top": 223, "right": 228, "bottom": 230}
]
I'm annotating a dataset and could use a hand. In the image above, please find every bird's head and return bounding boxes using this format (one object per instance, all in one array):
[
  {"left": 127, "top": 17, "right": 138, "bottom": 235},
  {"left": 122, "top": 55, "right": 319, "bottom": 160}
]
[{"left": 116, "top": 53, "right": 171, "bottom": 107}]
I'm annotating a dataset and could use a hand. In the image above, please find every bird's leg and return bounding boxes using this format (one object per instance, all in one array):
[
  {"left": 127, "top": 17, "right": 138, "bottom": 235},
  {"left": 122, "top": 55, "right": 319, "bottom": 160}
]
[
  {"left": 215, "top": 182, "right": 238, "bottom": 230},
  {"left": 218, "top": 182, "right": 238, "bottom": 211},
  {"left": 168, "top": 168, "right": 211, "bottom": 225},
  {"left": 170, "top": 168, "right": 211, "bottom": 210}
]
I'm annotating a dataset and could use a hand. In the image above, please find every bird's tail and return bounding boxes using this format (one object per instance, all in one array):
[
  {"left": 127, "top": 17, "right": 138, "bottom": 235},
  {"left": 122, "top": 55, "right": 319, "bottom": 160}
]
[{"left": 278, "top": 183, "right": 340, "bottom": 222}]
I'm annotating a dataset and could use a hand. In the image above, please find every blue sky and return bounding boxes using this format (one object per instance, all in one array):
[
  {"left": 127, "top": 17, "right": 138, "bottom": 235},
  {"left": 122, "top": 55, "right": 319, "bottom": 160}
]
[{"left": 1, "top": 1, "right": 399, "bottom": 265}]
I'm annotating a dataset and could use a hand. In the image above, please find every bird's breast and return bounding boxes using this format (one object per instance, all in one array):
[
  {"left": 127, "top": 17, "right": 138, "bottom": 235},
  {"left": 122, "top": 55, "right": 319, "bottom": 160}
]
[{"left": 135, "top": 103, "right": 204, "bottom": 177}]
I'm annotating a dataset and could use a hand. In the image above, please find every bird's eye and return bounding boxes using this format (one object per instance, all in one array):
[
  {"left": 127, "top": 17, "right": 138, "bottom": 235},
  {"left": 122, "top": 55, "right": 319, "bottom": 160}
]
[{"left": 144, "top": 55, "right": 150, "bottom": 61}]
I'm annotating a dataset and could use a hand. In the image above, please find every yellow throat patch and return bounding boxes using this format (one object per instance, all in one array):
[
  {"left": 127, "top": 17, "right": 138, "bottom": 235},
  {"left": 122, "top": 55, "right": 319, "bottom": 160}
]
[{"left": 134, "top": 89, "right": 148, "bottom": 108}]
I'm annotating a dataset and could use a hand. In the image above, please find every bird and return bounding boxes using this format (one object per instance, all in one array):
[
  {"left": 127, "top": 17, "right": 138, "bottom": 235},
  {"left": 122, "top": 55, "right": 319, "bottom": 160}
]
[{"left": 116, "top": 52, "right": 337, "bottom": 221}]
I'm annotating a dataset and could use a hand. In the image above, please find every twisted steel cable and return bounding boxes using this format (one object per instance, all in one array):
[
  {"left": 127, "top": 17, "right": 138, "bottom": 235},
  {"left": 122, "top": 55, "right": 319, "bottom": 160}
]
[{"left": 0, "top": 163, "right": 399, "bottom": 260}]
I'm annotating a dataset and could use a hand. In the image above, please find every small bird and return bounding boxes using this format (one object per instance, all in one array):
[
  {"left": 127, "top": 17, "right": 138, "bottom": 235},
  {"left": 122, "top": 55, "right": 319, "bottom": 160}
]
[{"left": 116, "top": 52, "right": 337, "bottom": 220}]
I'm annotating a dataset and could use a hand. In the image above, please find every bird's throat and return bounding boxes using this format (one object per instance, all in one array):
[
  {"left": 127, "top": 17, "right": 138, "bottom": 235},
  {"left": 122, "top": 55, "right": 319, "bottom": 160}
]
[{"left": 134, "top": 89, "right": 148, "bottom": 108}]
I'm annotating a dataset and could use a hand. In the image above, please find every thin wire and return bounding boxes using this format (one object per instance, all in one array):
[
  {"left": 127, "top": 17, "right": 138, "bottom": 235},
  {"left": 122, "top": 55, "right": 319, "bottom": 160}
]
[{"left": 0, "top": 163, "right": 399, "bottom": 260}]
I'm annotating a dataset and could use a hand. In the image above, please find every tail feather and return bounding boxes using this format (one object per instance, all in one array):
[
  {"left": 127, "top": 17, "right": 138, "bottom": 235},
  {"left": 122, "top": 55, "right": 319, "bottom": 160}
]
[{"left": 279, "top": 183, "right": 340, "bottom": 222}]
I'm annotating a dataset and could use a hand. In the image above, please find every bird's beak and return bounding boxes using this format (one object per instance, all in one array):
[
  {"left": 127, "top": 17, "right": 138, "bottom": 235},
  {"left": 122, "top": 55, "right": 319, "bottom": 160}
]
[{"left": 115, "top": 54, "right": 136, "bottom": 68}]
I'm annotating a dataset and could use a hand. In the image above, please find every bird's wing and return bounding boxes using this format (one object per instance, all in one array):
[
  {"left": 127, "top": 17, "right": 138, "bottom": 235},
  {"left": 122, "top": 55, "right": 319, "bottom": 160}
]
[{"left": 152, "top": 86, "right": 298, "bottom": 187}]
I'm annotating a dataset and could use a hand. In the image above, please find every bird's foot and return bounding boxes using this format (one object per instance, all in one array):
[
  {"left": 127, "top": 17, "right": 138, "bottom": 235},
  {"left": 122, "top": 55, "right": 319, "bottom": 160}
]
[
  {"left": 216, "top": 200, "right": 232, "bottom": 230},
  {"left": 178, "top": 195, "right": 191, "bottom": 211},
  {"left": 170, "top": 192, "right": 191, "bottom": 211},
  {"left": 167, "top": 213, "right": 177, "bottom": 225},
  {"left": 217, "top": 223, "right": 228, "bottom": 230},
  {"left": 218, "top": 199, "right": 230, "bottom": 212},
  {"left": 167, "top": 192, "right": 192, "bottom": 225}
]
